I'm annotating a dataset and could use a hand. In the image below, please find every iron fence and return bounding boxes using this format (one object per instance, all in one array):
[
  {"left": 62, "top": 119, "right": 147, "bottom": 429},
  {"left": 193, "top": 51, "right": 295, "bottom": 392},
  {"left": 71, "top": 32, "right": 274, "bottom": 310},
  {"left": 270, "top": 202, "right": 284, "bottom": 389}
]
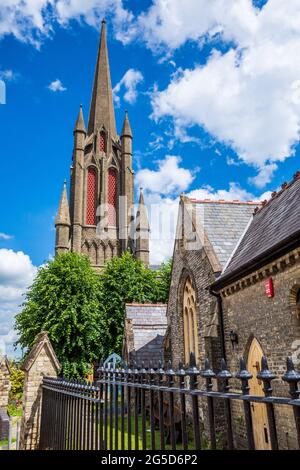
[{"left": 39, "top": 354, "right": 300, "bottom": 451}]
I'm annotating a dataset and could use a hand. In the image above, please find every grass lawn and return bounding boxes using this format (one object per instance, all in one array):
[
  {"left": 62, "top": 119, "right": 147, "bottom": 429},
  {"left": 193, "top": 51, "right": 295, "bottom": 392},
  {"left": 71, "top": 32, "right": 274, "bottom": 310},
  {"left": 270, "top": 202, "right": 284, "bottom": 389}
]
[{"left": 104, "top": 415, "right": 197, "bottom": 450}]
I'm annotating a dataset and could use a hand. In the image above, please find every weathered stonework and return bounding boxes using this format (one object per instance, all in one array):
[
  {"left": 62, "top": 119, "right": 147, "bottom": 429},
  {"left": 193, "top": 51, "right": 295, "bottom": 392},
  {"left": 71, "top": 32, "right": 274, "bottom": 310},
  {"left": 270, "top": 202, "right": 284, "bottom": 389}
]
[
  {"left": 0, "top": 356, "right": 11, "bottom": 440},
  {"left": 0, "top": 356, "right": 10, "bottom": 409},
  {"left": 55, "top": 21, "right": 150, "bottom": 267},
  {"left": 167, "top": 196, "right": 258, "bottom": 446},
  {"left": 219, "top": 251, "right": 300, "bottom": 450},
  {"left": 20, "top": 332, "right": 60, "bottom": 450},
  {"left": 167, "top": 244, "right": 225, "bottom": 436},
  {"left": 123, "top": 304, "right": 167, "bottom": 364}
]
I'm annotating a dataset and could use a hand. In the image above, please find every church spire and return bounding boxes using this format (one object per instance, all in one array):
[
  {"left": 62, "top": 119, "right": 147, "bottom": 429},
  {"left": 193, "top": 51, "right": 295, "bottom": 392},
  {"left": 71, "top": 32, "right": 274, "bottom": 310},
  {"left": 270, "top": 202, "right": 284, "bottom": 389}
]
[{"left": 87, "top": 20, "right": 117, "bottom": 139}]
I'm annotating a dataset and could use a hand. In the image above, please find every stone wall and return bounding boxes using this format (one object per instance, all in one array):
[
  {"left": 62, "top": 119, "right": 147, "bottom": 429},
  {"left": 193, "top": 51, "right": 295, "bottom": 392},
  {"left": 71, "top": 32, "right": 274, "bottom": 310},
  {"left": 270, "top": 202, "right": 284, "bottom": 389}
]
[
  {"left": 0, "top": 357, "right": 11, "bottom": 440},
  {"left": 167, "top": 244, "right": 225, "bottom": 441},
  {"left": 220, "top": 250, "right": 300, "bottom": 450},
  {"left": 0, "top": 357, "right": 10, "bottom": 409},
  {"left": 20, "top": 332, "right": 60, "bottom": 450},
  {"left": 167, "top": 245, "right": 222, "bottom": 370}
]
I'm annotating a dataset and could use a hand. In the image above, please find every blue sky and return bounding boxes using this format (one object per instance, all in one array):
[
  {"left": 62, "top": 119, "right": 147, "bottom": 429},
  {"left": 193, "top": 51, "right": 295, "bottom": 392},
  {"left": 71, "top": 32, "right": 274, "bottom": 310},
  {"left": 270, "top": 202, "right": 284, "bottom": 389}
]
[{"left": 0, "top": 0, "right": 300, "bottom": 356}]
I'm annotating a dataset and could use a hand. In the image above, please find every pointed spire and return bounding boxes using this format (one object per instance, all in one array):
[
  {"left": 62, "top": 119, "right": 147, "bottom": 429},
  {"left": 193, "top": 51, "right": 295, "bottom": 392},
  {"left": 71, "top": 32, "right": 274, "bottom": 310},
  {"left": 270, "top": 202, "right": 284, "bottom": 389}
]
[
  {"left": 136, "top": 188, "right": 150, "bottom": 231},
  {"left": 88, "top": 20, "right": 117, "bottom": 138},
  {"left": 74, "top": 104, "right": 86, "bottom": 133},
  {"left": 55, "top": 180, "right": 70, "bottom": 226},
  {"left": 122, "top": 110, "right": 132, "bottom": 138}
]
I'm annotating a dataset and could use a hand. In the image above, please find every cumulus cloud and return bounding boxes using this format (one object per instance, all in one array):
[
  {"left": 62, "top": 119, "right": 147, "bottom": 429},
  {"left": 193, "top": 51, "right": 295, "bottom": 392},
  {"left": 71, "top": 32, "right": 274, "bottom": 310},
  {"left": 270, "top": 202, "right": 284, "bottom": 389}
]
[
  {"left": 0, "top": 249, "right": 37, "bottom": 357},
  {"left": 146, "top": 180, "right": 262, "bottom": 265},
  {"left": 136, "top": 155, "right": 195, "bottom": 195},
  {"left": 144, "top": 0, "right": 300, "bottom": 185},
  {"left": 136, "top": 155, "right": 263, "bottom": 264},
  {"left": 0, "top": 0, "right": 134, "bottom": 46},
  {"left": 113, "top": 68, "right": 143, "bottom": 106},
  {"left": 187, "top": 183, "right": 256, "bottom": 202},
  {"left": 132, "top": 0, "right": 259, "bottom": 52},
  {"left": 48, "top": 78, "right": 67, "bottom": 92},
  {"left": 248, "top": 163, "right": 278, "bottom": 188}
]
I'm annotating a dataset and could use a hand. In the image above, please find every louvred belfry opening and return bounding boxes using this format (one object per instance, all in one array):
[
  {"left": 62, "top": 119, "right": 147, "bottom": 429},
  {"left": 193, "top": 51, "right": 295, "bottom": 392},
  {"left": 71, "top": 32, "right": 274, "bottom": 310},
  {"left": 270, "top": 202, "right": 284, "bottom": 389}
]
[
  {"left": 86, "top": 167, "right": 97, "bottom": 225},
  {"left": 99, "top": 131, "right": 106, "bottom": 152},
  {"left": 108, "top": 167, "right": 117, "bottom": 226}
]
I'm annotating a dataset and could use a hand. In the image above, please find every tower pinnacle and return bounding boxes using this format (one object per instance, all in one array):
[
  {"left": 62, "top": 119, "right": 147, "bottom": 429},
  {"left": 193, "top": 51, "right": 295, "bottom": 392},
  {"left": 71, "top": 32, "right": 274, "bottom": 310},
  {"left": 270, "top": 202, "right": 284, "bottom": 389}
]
[
  {"left": 56, "top": 180, "right": 70, "bottom": 226},
  {"left": 74, "top": 104, "right": 86, "bottom": 133},
  {"left": 122, "top": 110, "right": 133, "bottom": 138},
  {"left": 55, "top": 181, "right": 71, "bottom": 254},
  {"left": 135, "top": 188, "right": 150, "bottom": 266}
]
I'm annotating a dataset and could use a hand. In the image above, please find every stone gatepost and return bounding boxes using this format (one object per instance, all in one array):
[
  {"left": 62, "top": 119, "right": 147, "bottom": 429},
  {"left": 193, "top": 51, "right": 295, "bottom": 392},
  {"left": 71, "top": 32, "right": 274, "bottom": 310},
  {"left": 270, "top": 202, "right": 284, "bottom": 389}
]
[
  {"left": 0, "top": 356, "right": 11, "bottom": 440},
  {"left": 20, "top": 332, "right": 60, "bottom": 450}
]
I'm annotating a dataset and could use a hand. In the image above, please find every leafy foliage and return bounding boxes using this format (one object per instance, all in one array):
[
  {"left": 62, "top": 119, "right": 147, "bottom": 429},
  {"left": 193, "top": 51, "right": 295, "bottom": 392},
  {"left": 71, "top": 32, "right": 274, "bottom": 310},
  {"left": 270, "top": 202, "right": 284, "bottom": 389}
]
[
  {"left": 15, "top": 251, "right": 172, "bottom": 378},
  {"left": 9, "top": 362, "right": 24, "bottom": 402},
  {"left": 156, "top": 259, "right": 172, "bottom": 303},
  {"left": 15, "top": 253, "right": 103, "bottom": 378},
  {"left": 98, "top": 252, "right": 161, "bottom": 357},
  {"left": 7, "top": 360, "right": 24, "bottom": 417}
]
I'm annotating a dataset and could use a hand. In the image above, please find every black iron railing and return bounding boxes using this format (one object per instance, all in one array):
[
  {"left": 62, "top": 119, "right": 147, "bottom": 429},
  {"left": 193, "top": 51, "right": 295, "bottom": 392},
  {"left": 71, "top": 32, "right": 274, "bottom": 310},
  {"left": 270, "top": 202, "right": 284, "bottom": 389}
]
[{"left": 39, "top": 354, "right": 300, "bottom": 450}]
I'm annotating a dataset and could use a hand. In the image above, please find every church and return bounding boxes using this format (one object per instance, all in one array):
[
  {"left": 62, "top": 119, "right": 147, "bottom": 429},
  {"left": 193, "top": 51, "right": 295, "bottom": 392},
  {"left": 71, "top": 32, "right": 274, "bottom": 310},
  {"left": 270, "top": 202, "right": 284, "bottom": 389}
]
[{"left": 55, "top": 20, "right": 150, "bottom": 268}]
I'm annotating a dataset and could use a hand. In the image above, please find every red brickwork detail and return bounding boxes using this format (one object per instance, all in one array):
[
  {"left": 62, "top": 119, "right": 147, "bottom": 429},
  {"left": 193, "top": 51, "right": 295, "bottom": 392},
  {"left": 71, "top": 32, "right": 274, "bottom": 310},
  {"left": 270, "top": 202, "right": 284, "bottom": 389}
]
[
  {"left": 108, "top": 167, "right": 117, "bottom": 226},
  {"left": 86, "top": 167, "right": 96, "bottom": 225},
  {"left": 99, "top": 132, "right": 106, "bottom": 152}
]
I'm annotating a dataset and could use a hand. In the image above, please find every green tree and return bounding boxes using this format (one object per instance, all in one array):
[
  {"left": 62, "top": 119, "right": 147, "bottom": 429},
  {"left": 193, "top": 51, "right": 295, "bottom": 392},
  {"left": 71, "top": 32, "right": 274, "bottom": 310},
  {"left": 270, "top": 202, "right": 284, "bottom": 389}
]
[
  {"left": 98, "top": 251, "right": 164, "bottom": 357},
  {"left": 156, "top": 259, "right": 172, "bottom": 303},
  {"left": 15, "top": 253, "right": 103, "bottom": 378},
  {"left": 15, "top": 251, "right": 172, "bottom": 377}
]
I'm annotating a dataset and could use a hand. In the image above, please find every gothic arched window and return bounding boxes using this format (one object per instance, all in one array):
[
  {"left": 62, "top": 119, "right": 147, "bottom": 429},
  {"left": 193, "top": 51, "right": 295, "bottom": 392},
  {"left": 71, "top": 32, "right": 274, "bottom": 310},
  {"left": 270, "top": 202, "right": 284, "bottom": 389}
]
[
  {"left": 108, "top": 167, "right": 117, "bottom": 226},
  {"left": 183, "top": 276, "right": 199, "bottom": 365},
  {"left": 99, "top": 131, "right": 106, "bottom": 152},
  {"left": 86, "top": 166, "right": 97, "bottom": 225}
]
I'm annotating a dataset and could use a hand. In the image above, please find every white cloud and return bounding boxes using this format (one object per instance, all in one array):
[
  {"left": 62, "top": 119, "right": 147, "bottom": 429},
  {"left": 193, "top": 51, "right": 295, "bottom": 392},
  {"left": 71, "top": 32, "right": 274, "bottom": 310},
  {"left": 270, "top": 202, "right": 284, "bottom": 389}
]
[
  {"left": 132, "top": 0, "right": 259, "bottom": 52},
  {"left": 48, "top": 78, "right": 67, "bottom": 92},
  {"left": 142, "top": 0, "right": 300, "bottom": 186},
  {"left": 146, "top": 181, "right": 259, "bottom": 265},
  {"left": 146, "top": 180, "right": 262, "bottom": 265},
  {"left": 136, "top": 155, "right": 263, "bottom": 264},
  {"left": 248, "top": 163, "right": 278, "bottom": 188},
  {"left": 187, "top": 183, "right": 256, "bottom": 202},
  {"left": 136, "top": 155, "right": 195, "bottom": 195},
  {"left": 0, "top": 1, "right": 134, "bottom": 46},
  {"left": 0, "top": 249, "right": 37, "bottom": 357},
  {"left": 0, "top": 0, "right": 54, "bottom": 46},
  {"left": 113, "top": 68, "right": 143, "bottom": 106},
  {"left": 0, "top": 69, "right": 17, "bottom": 81},
  {"left": 0, "top": 232, "right": 13, "bottom": 240},
  {"left": 146, "top": 193, "right": 179, "bottom": 265}
]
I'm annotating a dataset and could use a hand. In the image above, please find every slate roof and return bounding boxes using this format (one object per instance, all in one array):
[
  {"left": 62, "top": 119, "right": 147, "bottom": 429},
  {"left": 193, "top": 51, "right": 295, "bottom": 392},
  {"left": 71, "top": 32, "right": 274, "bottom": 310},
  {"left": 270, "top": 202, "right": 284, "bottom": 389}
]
[
  {"left": 213, "top": 174, "right": 300, "bottom": 286},
  {"left": 191, "top": 200, "right": 257, "bottom": 269},
  {"left": 124, "top": 304, "right": 167, "bottom": 365}
]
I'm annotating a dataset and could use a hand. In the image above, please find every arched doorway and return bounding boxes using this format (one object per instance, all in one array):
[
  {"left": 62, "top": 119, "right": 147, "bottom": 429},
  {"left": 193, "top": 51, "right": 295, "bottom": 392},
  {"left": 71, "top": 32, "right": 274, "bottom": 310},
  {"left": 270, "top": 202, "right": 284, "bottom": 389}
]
[{"left": 247, "top": 338, "right": 271, "bottom": 450}]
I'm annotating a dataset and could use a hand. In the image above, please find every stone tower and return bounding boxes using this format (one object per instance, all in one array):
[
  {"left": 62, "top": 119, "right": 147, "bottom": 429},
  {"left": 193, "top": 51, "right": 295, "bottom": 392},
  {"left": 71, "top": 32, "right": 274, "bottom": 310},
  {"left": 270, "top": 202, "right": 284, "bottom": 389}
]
[{"left": 55, "top": 20, "right": 150, "bottom": 268}]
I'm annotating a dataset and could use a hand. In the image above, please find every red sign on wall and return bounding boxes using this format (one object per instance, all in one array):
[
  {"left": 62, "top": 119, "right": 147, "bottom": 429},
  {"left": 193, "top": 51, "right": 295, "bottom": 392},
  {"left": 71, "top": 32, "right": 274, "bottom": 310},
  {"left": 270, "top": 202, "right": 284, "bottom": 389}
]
[{"left": 265, "top": 278, "right": 274, "bottom": 298}]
